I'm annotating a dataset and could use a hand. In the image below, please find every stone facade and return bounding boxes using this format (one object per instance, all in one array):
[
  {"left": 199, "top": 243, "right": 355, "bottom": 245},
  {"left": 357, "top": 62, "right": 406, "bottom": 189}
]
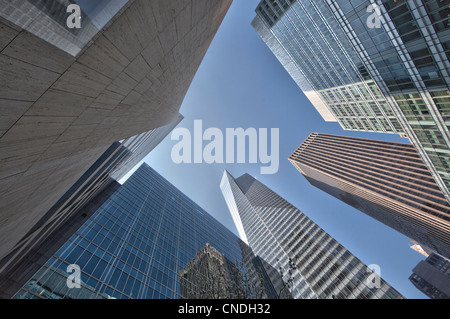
[{"left": 0, "top": 0, "right": 233, "bottom": 260}]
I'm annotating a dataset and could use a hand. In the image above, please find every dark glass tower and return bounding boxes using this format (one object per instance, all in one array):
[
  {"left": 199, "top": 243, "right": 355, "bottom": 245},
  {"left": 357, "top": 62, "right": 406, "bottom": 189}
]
[
  {"left": 221, "top": 171, "right": 404, "bottom": 299},
  {"left": 12, "top": 164, "right": 278, "bottom": 299},
  {"left": 289, "top": 133, "right": 450, "bottom": 259},
  {"left": 409, "top": 252, "right": 450, "bottom": 299}
]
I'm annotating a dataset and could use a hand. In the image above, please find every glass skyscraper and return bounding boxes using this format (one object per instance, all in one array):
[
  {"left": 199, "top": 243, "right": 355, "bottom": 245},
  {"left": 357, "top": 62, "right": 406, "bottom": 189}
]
[
  {"left": 220, "top": 171, "right": 404, "bottom": 299},
  {"left": 252, "top": 0, "right": 450, "bottom": 203},
  {"left": 12, "top": 164, "right": 279, "bottom": 299}
]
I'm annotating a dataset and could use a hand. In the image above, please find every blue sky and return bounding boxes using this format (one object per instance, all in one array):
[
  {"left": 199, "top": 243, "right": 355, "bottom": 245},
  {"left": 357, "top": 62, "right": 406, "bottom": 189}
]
[{"left": 125, "top": 0, "right": 428, "bottom": 299}]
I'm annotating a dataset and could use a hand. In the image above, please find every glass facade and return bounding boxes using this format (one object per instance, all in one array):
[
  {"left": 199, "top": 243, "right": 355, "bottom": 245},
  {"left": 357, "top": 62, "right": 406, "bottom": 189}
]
[
  {"left": 252, "top": 0, "right": 450, "bottom": 203},
  {"left": 13, "top": 164, "right": 278, "bottom": 299},
  {"left": 0, "top": 0, "right": 130, "bottom": 56},
  {"left": 253, "top": 0, "right": 403, "bottom": 134},
  {"left": 0, "top": 115, "right": 183, "bottom": 293},
  {"left": 221, "top": 171, "right": 404, "bottom": 299}
]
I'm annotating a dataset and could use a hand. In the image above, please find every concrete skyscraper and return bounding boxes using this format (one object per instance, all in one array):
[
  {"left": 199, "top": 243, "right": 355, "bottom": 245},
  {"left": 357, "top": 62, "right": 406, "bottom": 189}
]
[
  {"left": 220, "top": 171, "right": 404, "bottom": 299},
  {"left": 289, "top": 133, "right": 450, "bottom": 259},
  {"left": 0, "top": 0, "right": 232, "bottom": 264},
  {"left": 252, "top": 0, "right": 450, "bottom": 203},
  {"left": 10, "top": 164, "right": 280, "bottom": 299}
]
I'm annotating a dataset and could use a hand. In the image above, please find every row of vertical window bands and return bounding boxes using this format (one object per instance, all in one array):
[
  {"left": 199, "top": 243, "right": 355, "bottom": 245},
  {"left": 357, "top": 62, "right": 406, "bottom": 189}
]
[
  {"left": 293, "top": 144, "right": 443, "bottom": 194},
  {"left": 297, "top": 145, "right": 445, "bottom": 195},
  {"left": 301, "top": 141, "right": 429, "bottom": 175},
  {"left": 311, "top": 134, "right": 423, "bottom": 158},
  {"left": 296, "top": 156, "right": 450, "bottom": 221}
]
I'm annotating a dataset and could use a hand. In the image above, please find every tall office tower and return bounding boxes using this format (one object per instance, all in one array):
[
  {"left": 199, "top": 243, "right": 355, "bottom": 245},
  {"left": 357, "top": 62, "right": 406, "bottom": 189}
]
[
  {"left": 252, "top": 0, "right": 450, "bottom": 203},
  {"left": 289, "top": 133, "right": 450, "bottom": 259},
  {"left": 0, "top": 0, "right": 232, "bottom": 262},
  {"left": 11, "top": 164, "right": 280, "bottom": 299},
  {"left": 220, "top": 171, "right": 404, "bottom": 299},
  {"left": 0, "top": 115, "right": 182, "bottom": 298},
  {"left": 409, "top": 252, "right": 450, "bottom": 299}
]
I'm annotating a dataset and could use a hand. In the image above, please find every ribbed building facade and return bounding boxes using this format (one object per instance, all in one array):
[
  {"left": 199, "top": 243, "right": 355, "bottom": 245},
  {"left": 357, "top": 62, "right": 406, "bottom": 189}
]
[
  {"left": 289, "top": 133, "right": 450, "bottom": 259},
  {"left": 252, "top": 0, "right": 450, "bottom": 203},
  {"left": 221, "top": 171, "right": 404, "bottom": 299}
]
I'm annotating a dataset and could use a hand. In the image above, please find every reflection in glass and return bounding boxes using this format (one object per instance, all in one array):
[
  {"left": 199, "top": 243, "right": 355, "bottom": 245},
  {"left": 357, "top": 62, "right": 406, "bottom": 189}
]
[{"left": 1, "top": 0, "right": 129, "bottom": 56}]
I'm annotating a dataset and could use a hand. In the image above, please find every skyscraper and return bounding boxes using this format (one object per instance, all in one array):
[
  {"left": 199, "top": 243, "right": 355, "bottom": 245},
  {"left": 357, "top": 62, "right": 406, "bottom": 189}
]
[
  {"left": 220, "top": 171, "right": 404, "bottom": 299},
  {"left": 409, "top": 252, "right": 450, "bottom": 299},
  {"left": 252, "top": 0, "right": 450, "bottom": 203},
  {"left": 11, "top": 164, "right": 279, "bottom": 299},
  {"left": 0, "top": 0, "right": 232, "bottom": 262},
  {"left": 289, "top": 132, "right": 450, "bottom": 259},
  {"left": 179, "top": 243, "right": 266, "bottom": 299}
]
